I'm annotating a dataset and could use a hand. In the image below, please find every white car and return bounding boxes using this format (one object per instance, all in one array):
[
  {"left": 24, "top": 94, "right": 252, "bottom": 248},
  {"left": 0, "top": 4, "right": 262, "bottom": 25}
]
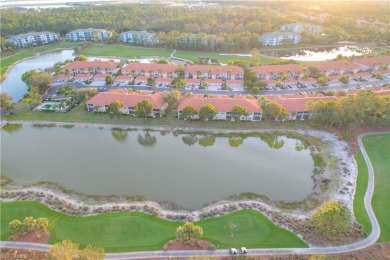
[
  {"left": 229, "top": 248, "right": 238, "bottom": 255},
  {"left": 240, "top": 247, "right": 247, "bottom": 254}
]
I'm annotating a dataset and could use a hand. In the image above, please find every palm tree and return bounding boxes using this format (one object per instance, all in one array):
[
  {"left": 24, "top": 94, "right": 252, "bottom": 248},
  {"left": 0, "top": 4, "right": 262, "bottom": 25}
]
[{"left": 196, "top": 70, "right": 201, "bottom": 79}]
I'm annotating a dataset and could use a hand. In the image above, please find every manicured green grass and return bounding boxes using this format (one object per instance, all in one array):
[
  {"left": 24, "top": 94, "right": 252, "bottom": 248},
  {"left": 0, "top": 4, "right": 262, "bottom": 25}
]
[
  {"left": 3, "top": 105, "right": 309, "bottom": 130},
  {"left": 173, "top": 50, "right": 278, "bottom": 64},
  {"left": 361, "top": 134, "right": 390, "bottom": 242},
  {"left": 0, "top": 42, "right": 78, "bottom": 78},
  {"left": 353, "top": 150, "right": 372, "bottom": 235},
  {"left": 1, "top": 202, "right": 307, "bottom": 251},
  {"left": 198, "top": 210, "right": 308, "bottom": 248},
  {"left": 80, "top": 44, "right": 174, "bottom": 58},
  {"left": 79, "top": 43, "right": 279, "bottom": 64}
]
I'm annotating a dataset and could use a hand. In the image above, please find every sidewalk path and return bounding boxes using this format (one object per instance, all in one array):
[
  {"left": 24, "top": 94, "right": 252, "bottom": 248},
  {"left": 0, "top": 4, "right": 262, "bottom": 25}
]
[{"left": 0, "top": 133, "right": 383, "bottom": 259}]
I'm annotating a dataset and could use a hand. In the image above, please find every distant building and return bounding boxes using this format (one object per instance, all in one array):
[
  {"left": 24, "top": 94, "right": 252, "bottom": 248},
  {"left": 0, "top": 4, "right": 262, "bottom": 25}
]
[
  {"left": 119, "top": 30, "right": 157, "bottom": 46},
  {"left": 177, "top": 33, "right": 217, "bottom": 48},
  {"left": 260, "top": 32, "right": 302, "bottom": 46},
  {"left": 280, "top": 23, "right": 304, "bottom": 33},
  {"left": 6, "top": 31, "right": 60, "bottom": 48},
  {"left": 66, "top": 28, "right": 111, "bottom": 42},
  {"left": 304, "top": 24, "right": 322, "bottom": 33}
]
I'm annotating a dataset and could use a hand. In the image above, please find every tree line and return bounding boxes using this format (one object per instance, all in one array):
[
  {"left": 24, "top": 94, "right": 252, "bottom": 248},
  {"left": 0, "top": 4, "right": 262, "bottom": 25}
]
[{"left": 1, "top": 1, "right": 388, "bottom": 53}]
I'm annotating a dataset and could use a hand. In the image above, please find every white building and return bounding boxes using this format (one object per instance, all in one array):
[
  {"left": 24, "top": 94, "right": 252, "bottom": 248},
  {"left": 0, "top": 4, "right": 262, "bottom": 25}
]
[
  {"left": 6, "top": 31, "right": 60, "bottom": 48},
  {"left": 66, "top": 28, "right": 111, "bottom": 42},
  {"left": 280, "top": 23, "right": 304, "bottom": 33},
  {"left": 119, "top": 30, "right": 157, "bottom": 46},
  {"left": 260, "top": 32, "right": 302, "bottom": 46}
]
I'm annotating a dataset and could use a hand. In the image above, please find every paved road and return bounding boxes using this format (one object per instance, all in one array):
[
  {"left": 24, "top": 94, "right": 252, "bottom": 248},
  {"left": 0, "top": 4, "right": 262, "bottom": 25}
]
[
  {"left": 0, "top": 132, "right": 384, "bottom": 259},
  {"left": 46, "top": 78, "right": 389, "bottom": 97}
]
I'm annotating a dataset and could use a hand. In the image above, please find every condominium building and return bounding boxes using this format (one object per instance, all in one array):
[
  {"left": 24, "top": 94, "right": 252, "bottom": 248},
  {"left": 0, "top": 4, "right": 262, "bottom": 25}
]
[
  {"left": 260, "top": 32, "right": 302, "bottom": 46},
  {"left": 120, "top": 30, "right": 157, "bottom": 46},
  {"left": 66, "top": 28, "right": 111, "bottom": 41},
  {"left": 6, "top": 31, "right": 60, "bottom": 48},
  {"left": 280, "top": 23, "right": 304, "bottom": 33},
  {"left": 177, "top": 33, "right": 217, "bottom": 48}
]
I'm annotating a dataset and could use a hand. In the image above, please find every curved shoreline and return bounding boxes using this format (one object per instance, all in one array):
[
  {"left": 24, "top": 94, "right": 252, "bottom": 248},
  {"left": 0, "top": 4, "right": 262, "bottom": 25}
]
[
  {"left": 0, "top": 47, "right": 75, "bottom": 84},
  {"left": 0, "top": 132, "right": 384, "bottom": 257},
  {"left": 1, "top": 120, "right": 362, "bottom": 246}
]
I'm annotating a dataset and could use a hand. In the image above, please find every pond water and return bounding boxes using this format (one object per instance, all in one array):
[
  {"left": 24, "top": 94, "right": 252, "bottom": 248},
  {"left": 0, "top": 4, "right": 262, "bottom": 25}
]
[
  {"left": 1, "top": 125, "right": 315, "bottom": 209},
  {"left": 1, "top": 50, "right": 75, "bottom": 102},
  {"left": 263, "top": 46, "right": 372, "bottom": 61},
  {"left": 1, "top": 50, "right": 156, "bottom": 102}
]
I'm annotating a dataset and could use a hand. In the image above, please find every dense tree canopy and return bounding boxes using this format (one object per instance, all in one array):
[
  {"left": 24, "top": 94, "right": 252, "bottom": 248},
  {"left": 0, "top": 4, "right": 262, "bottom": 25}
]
[{"left": 1, "top": 1, "right": 387, "bottom": 53}]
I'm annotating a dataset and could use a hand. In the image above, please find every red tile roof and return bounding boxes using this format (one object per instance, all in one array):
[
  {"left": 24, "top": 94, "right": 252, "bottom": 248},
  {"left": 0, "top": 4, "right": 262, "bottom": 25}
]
[
  {"left": 375, "top": 69, "right": 390, "bottom": 75},
  {"left": 178, "top": 95, "right": 262, "bottom": 113},
  {"left": 65, "top": 61, "right": 119, "bottom": 70},
  {"left": 86, "top": 91, "right": 166, "bottom": 109},
  {"left": 123, "top": 63, "right": 179, "bottom": 73},
  {"left": 249, "top": 64, "right": 304, "bottom": 74},
  {"left": 155, "top": 77, "right": 173, "bottom": 83},
  {"left": 185, "top": 79, "right": 201, "bottom": 84},
  {"left": 185, "top": 65, "right": 244, "bottom": 75},
  {"left": 310, "top": 60, "right": 360, "bottom": 72},
  {"left": 226, "top": 80, "right": 244, "bottom": 85},
  {"left": 135, "top": 76, "right": 148, "bottom": 82},
  {"left": 74, "top": 73, "right": 93, "bottom": 79},
  {"left": 204, "top": 79, "right": 223, "bottom": 84},
  {"left": 354, "top": 56, "right": 390, "bottom": 67},
  {"left": 266, "top": 95, "right": 338, "bottom": 113},
  {"left": 94, "top": 74, "right": 107, "bottom": 79},
  {"left": 114, "top": 75, "right": 133, "bottom": 81}
]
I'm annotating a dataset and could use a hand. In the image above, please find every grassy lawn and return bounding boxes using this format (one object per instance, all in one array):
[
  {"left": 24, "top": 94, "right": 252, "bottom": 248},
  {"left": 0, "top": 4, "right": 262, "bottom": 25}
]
[
  {"left": 172, "top": 50, "right": 278, "bottom": 64},
  {"left": 353, "top": 150, "right": 372, "bottom": 235},
  {"left": 80, "top": 44, "right": 173, "bottom": 58},
  {"left": 79, "top": 43, "right": 279, "bottom": 64},
  {"left": 3, "top": 105, "right": 309, "bottom": 130},
  {"left": 361, "top": 134, "right": 390, "bottom": 242},
  {"left": 198, "top": 210, "right": 308, "bottom": 248},
  {"left": 1, "top": 202, "right": 307, "bottom": 252},
  {"left": 0, "top": 41, "right": 78, "bottom": 78}
]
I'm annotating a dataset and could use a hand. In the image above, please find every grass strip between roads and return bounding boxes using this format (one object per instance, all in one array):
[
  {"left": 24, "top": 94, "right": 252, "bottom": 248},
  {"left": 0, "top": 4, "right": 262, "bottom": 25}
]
[
  {"left": 354, "top": 133, "right": 390, "bottom": 242},
  {"left": 0, "top": 202, "right": 307, "bottom": 252}
]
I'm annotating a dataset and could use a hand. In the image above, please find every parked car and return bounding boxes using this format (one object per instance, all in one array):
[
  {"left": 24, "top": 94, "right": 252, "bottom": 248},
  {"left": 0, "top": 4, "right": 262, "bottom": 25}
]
[
  {"left": 229, "top": 248, "right": 238, "bottom": 255},
  {"left": 240, "top": 247, "right": 247, "bottom": 254}
]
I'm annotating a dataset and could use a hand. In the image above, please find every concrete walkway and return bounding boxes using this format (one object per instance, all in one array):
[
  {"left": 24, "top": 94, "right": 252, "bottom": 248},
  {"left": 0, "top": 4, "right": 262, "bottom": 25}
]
[{"left": 0, "top": 132, "right": 384, "bottom": 259}]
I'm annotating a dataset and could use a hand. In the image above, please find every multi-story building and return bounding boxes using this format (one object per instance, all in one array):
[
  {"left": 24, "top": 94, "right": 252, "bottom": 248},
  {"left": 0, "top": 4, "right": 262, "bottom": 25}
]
[
  {"left": 64, "top": 61, "right": 119, "bottom": 75},
  {"left": 6, "top": 31, "right": 60, "bottom": 48},
  {"left": 185, "top": 65, "right": 244, "bottom": 80},
  {"left": 177, "top": 33, "right": 217, "bottom": 48},
  {"left": 66, "top": 28, "right": 111, "bottom": 41},
  {"left": 249, "top": 64, "right": 305, "bottom": 80},
  {"left": 120, "top": 30, "right": 157, "bottom": 46},
  {"left": 178, "top": 95, "right": 262, "bottom": 121},
  {"left": 260, "top": 32, "right": 302, "bottom": 46},
  {"left": 86, "top": 91, "right": 167, "bottom": 117},
  {"left": 280, "top": 23, "right": 304, "bottom": 33},
  {"left": 311, "top": 61, "right": 360, "bottom": 76},
  {"left": 122, "top": 63, "right": 179, "bottom": 78},
  {"left": 353, "top": 56, "right": 390, "bottom": 71}
]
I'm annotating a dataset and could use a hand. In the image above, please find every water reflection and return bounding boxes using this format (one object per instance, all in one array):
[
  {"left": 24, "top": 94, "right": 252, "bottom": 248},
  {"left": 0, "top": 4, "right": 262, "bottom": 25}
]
[
  {"left": 228, "top": 136, "right": 245, "bottom": 148},
  {"left": 137, "top": 131, "right": 157, "bottom": 147},
  {"left": 198, "top": 135, "right": 216, "bottom": 147},
  {"left": 111, "top": 129, "right": 128, "bottom": 143},
  {"left": 2, "top": 124, "right": 23, "bottom": 133},
  {"left": 182, "top": 134, "right": 198, "bottom": 146},
  {"left": 260, "top": 135, "right": 285, "bottom": 149}
]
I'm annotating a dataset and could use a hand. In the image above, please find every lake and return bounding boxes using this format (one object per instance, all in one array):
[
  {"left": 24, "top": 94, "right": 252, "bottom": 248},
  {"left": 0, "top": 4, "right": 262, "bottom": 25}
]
[
  {"left": 1, "top": 124, "right": 315, "bottom": 209},
  {"left": 263, "top": 46, "right": 372, "bottom": 61},
  {"left": 1, "top": 50, "right": 75, "bottom": 102},
  {"left": 1, "top": 50, "right": 156, "bottom": 102}
]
